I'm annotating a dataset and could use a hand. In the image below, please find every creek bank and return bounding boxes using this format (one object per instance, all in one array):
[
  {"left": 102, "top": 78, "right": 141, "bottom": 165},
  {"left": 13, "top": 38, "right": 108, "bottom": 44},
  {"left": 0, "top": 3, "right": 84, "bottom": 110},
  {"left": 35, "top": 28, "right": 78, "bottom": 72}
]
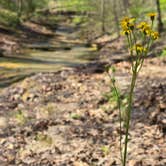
[{"left": 0, "top": 19, "right": 56, "bottom": 56}]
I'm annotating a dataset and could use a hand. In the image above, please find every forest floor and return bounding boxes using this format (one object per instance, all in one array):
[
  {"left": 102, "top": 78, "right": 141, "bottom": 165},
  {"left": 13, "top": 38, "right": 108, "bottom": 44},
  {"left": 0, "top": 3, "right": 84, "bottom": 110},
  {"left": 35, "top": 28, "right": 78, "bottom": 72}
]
[
  {"left": 0, "top": 14, "right": 166, "bottom": 166},
  {"left": 0, "top": 36, "right": 165, "bottom": 165}
]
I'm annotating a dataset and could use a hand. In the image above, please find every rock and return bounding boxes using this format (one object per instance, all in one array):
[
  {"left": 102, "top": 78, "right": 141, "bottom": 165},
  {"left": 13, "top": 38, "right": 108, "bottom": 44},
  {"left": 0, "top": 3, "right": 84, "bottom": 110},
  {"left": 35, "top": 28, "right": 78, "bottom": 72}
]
[
  {"left": 74, "top": 161, "right": 89, "bottom": 166},
  {"left": 0, "top": 117, "right": 8, "bottom": 129},
  {"left": 6, "top": 152, "right": 15, "bottom": 164},
  {"left": 128, "top": 160, "right": 142, "bottom": 166}
]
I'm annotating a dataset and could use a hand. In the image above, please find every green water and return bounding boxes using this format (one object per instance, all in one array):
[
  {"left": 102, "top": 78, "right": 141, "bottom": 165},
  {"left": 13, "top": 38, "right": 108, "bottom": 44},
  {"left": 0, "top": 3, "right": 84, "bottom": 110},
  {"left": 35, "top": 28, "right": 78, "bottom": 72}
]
[{"left": 0, "top": 24, "right": 97, "bottom": 88}]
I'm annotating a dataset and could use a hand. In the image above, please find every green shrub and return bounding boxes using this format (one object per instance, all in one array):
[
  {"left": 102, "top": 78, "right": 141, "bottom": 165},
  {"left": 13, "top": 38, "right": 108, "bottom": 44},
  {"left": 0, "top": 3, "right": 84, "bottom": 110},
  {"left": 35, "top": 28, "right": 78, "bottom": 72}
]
[{"left": 0, "top": 9, "right": 19, "bottom": 27}]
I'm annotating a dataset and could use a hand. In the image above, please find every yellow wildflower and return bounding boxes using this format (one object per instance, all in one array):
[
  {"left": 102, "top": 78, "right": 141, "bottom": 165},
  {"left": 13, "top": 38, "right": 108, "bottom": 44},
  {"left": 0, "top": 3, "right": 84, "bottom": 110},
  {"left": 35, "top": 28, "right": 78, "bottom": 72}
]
[
  {"left": 147, "top": 13, "right": 157, "bottom": 21},
  {"left": 133, "top": 44, "right": 147, "bottom": 53},
  {"left": 137, "top": 22, "right": 151, "bottom": 36},
  {"left": 120, "top": 17, "right": 135, "bottom": 35},
  {"left": 121, "top": 17, "right": 130, "bottom": 23},
  {"left": 128, "top": 23, "right": 135, "bottom": 30},
  {"left": 121, "top": 30, "right": 131, "bottom": 36},
  {"left": 151, "top": 31, "right": 159, "bottom": 40},
  {"left": 121, "top": 17, "right": 135, "bottom": 23},
  {"left": 144, "top": 28, "right": 152, "bottom": 36},
  {"left": 122, "top": 17, "right": 135, "bottom": 23},
  {"left": 121, "top": 21, "right": 129, "bottom": 30},
  {"left": 137, "top": 22, "right": 149, "bottom": 29}
]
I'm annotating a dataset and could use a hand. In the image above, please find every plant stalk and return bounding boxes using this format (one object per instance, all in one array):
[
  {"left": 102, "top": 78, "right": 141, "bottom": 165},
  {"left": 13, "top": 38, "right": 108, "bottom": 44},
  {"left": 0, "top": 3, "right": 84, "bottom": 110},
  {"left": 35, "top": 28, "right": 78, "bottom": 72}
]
[
  {"left": 112, "top": 82, "right": 123, "bottom": 163},
  {"left": 123, "top": 68, "right": 137, "bottom": 166}
]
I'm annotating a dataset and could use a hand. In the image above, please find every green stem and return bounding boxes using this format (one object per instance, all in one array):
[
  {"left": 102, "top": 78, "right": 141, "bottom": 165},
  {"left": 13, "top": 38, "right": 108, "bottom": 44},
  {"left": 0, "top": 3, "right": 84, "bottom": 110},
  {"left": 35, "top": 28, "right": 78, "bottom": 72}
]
[
  {"left": 112, "top": 82, "right": 123, "bottom": 164},
  {"left": 107, "top": 70, "right": 123, "bottom": 164},
  {"left": 123, "top": 67, "right": 137, "bottom": 166},
  {"left": 127, "top": 35, "right": 134, "bottom": 72},
  {"left": 137, "top": 39, "right": 153, "bottom": 72},
  {"left": 132, "top": 30, "right": 137, "bottom": 45}
]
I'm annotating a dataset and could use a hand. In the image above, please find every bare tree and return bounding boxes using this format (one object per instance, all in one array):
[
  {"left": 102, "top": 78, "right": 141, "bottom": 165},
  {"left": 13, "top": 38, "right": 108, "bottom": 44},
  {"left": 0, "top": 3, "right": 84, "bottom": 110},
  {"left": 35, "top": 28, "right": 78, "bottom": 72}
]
[
  {"left": 156, "top": 0, "right": 164, "bottom": 33},
  {"left": 113, "top": 0, "right": 120, "bottom": 37},
  {"left": 17, "top": 0, "right": 23, "bottom": 19},
  {"left": 101, "top": 0, "right": 106, "bottom": 34},
  {"left": 123, "top": 0, "right": 129, "bottom": 13}
]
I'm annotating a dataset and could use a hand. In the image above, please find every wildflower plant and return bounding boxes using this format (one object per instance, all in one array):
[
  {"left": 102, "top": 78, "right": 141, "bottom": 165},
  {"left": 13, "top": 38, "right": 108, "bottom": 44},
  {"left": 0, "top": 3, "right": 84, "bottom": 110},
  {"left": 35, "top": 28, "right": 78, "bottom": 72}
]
[{"left": 107, "top": 13, "right": 158, "bottom": 166}]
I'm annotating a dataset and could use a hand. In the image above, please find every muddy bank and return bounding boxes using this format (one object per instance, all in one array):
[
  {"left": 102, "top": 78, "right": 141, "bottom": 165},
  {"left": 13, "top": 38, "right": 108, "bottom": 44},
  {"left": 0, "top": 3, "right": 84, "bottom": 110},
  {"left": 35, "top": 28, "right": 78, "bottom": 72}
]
[
  {"left": 0, "top": 20, "right": 56, "bottom": 56},
  {"left": 0, "top": 56, "right": 165, "bottom": 165}
]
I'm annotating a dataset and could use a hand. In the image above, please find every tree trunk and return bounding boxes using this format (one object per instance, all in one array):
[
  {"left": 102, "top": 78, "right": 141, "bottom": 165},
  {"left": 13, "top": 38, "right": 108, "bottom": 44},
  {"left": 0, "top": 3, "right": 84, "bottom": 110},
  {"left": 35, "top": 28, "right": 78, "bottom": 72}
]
[
  {"left": 26, "top": 0, "right": 35, "bottom": 19},
  {"left": 17, "top": 0, "right": 23, "bottom": 19},
  {"left": 156, "top": 0, "right": 164, "bottom": 33},
  {"left": 101, "top": 0, "right": 106, "bottom": 34},
  {"left": 113, "top": 0, "right": 120, "bottom": 37},
  {"left": 123, "top": 0, "right": 129, "bottom": 12}
]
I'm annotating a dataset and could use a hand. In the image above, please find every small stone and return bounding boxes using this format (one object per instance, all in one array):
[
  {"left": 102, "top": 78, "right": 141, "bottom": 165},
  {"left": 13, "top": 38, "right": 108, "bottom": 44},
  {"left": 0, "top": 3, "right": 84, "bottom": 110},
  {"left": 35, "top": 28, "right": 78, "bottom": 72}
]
[
  {"left": 0, "top": 117, "right": 8, "bottom": 129},
  {"left": 0, "top": 138, "right": 6, "bottom": 144},
  {"left": 128, "top": 160, "right": 142, "bottom": 166},
  {"left": 74, "top": 161, "right": 89, "bottom": 166},
  {"left": 7, "top": 143, "right": 14, "bottom": 150}
]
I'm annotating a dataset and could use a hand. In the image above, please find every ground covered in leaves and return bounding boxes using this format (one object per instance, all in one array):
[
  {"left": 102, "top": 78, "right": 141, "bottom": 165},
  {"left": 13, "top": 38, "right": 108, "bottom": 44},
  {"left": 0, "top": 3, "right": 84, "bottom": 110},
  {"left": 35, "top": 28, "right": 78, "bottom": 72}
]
[{"left": 0, "top": 52, "right": 165, "bottom": 165}]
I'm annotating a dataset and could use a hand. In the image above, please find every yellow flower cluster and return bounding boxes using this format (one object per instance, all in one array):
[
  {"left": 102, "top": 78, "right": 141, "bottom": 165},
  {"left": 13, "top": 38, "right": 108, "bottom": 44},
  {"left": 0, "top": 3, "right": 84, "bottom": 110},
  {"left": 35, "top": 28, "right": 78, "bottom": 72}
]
[
  {"left": 121, "top": 13, "right": 159, "bottom": 40},
  {"left": 151, "top": 31, "right": 159, "bottom": 40},
  {"left": 137, "top": 22, "right": 151, "bottom": 35},
  {"left": 133, "top": 44, "right": 147, "bottom": 53},
  {"left": 121, "top": 17, "right": 135, "bottom": 35},
  {"left": 137, "top": 21, "right": 159, "bottom": 40}
]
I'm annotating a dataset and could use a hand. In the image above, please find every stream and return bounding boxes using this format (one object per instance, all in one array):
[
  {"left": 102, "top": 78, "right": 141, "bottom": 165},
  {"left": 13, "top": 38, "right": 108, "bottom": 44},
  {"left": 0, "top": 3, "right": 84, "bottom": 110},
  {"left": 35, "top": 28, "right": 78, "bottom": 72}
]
[{"left": 0, "top": 23, "right": 97, "bottom": 88}]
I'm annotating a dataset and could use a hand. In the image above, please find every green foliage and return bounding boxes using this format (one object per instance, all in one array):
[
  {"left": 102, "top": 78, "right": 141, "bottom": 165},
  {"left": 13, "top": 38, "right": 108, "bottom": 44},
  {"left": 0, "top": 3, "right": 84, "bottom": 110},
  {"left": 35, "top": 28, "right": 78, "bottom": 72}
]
[
  {"left": 0, "top": 0, "right": 53, "bottom": 24},
  {"left": 129, "top": 1, "right": 154, "bottom": 18},
  {"left": 160, "top": 0, "right": 166, "bottom": 22},
  {"left": 103, "top": 86, "right": 120, "bottom": 110},
  {"left": 15, "top": 110, "right": 27, "bottom": 125},
  {"left": 160, "top": 0, "right": 166, "bottom": 10},
  {"left": 0, "top": 0, "right": 17, "bottom": 11},
  {"left": 0, "top": 9, "right": 19, "bottom": 27},
  {"left": 103, "top": 89, "right": 116, "bottom": 104},
  {"left": 159, "top": 48, "right": 166, "bottom": 57},
  {"left": 72, "top": 16, "right": 87, "bottom": 25},
  {"left": 57, "top": 0, "right": 93, "bottom": 12},
  {"left": 101, "top": 145, "right": 110, "bottom": 156},
  {"left": 35, "top": 132, "right": 53, "bottom": 145},
  {"left": 70, "top": 113, "right": 81, "bottom": 120}
]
